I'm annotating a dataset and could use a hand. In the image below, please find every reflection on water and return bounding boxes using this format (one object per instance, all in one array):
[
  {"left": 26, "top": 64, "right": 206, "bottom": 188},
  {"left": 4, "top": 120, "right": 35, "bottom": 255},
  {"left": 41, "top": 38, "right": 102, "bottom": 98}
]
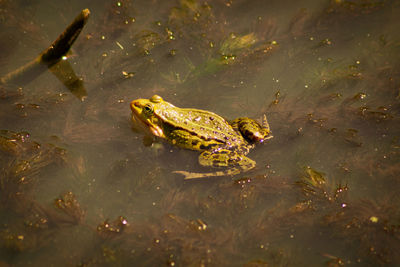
[{"left": 1, "top": 0, "right": 400, "bottom": 265}]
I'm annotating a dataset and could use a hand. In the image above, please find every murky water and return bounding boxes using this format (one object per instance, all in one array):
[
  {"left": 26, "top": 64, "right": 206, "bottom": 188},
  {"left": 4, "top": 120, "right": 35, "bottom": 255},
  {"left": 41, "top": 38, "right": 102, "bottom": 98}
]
[{"left": 1, "top": 0, "right": 400, "bottom": 266}]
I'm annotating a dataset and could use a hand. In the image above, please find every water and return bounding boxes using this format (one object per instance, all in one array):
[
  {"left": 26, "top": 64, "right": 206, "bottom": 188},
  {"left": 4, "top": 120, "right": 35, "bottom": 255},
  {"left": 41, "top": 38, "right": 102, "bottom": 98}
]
[{"left": 1, "top": 0, "right": 400, "bottom": 266}]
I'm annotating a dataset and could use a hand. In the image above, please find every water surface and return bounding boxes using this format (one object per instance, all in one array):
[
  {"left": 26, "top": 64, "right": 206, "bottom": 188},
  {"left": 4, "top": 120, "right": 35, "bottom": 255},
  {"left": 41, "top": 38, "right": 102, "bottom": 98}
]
[{"left": 1, "top": 0, "right": 400, "bottom": 266}]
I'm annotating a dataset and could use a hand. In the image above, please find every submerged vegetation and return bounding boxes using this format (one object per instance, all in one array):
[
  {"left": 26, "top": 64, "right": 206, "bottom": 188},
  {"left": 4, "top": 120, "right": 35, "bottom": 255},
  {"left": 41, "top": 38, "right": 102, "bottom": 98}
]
[{"left": 0, "top": 0, "right": 400, "bottom": 265}]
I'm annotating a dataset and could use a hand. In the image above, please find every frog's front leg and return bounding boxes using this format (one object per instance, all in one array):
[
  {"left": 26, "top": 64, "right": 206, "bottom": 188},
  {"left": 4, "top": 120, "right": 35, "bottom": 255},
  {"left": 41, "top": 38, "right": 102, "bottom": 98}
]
[{"left": 174, "top": 148, "right": 256, "bottom": 179}]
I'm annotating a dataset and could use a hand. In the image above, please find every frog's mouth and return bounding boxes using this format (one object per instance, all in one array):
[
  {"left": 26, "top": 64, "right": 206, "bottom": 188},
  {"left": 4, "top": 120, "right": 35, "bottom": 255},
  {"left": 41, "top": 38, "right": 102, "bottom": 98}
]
[{"left": 130, "top": 101, "right": 164, "bottom": 137}]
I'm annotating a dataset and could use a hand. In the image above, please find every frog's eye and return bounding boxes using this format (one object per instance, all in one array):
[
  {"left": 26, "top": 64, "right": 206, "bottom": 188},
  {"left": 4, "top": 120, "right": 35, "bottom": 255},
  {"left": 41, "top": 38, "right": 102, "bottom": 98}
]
[{"left": 143, "top": 104, "right": 154, "bottom": 114}]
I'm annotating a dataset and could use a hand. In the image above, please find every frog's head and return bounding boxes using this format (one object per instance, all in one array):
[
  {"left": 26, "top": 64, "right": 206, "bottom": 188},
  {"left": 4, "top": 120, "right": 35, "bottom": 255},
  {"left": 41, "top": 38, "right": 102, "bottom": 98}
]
[{"left": 130, "top": 95, "right": 169, "bottom": 137}]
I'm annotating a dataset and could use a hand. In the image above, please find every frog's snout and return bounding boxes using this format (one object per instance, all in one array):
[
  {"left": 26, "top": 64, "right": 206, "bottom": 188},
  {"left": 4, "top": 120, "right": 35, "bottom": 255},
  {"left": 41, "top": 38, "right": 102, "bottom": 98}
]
[{"left": 130, "top": 100, "right": 140, "bottom": 112}]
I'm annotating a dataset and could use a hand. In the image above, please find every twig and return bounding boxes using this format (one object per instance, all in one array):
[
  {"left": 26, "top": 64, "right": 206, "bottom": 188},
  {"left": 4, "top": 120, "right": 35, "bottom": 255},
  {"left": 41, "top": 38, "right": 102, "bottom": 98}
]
[{"left": 0, "top": 9, "right": 90, "bottom": 86}]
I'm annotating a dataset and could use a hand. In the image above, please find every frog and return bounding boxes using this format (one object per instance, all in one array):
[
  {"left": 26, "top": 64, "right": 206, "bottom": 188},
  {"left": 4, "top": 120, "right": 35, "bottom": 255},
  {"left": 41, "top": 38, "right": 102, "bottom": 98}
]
[{"left": 130, "top": 95, "right": 272, "bottom": 179}]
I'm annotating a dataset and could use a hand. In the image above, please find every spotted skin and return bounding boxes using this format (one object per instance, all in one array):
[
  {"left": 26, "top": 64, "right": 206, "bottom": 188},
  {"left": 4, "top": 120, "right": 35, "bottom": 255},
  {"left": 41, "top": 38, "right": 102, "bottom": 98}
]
[{"left": 130, "top": 95, "right": 272, "bottom": 179}]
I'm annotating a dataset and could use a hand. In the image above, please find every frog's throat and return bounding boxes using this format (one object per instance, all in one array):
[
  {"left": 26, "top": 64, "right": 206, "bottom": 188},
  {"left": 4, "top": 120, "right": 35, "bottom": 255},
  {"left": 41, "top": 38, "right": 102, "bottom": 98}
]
[{"left": 131, "top": 113, "right": 164, "bottom": 138}]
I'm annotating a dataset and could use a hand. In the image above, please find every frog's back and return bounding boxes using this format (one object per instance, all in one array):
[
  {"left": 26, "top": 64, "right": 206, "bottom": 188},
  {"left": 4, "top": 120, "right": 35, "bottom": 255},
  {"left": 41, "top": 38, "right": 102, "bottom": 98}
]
[{"left": 156, "top": 107, "right": 242, "bottom": 144}]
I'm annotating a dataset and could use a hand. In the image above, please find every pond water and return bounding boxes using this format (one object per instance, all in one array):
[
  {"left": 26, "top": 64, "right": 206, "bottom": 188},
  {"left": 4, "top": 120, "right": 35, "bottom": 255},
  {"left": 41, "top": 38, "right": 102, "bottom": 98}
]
[{"left": 1, "top": 0, "right": 400, "bottom": 266}]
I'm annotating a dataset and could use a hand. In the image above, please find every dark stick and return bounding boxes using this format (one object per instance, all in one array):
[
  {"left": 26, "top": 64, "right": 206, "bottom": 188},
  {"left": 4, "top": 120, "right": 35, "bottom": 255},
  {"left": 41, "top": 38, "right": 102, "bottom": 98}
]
[{"left": 0, "top": 9, "right": 90, "bottom": 86}]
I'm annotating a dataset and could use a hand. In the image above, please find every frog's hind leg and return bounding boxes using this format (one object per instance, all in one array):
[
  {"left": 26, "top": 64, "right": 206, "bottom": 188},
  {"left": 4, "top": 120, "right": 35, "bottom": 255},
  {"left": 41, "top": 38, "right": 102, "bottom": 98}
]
[
  {"left": 173, "top": 149, "right": 256, "bottom": 179},
  {"left": 230, "top": 115, "right": 272, "bottom": 143}
]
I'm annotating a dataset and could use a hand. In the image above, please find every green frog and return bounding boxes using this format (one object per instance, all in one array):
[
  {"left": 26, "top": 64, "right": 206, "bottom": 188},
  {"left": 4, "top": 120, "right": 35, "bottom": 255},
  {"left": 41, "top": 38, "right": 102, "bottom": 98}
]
[{"left": 130, "top": 95, "right": 272, "bottom": 179}]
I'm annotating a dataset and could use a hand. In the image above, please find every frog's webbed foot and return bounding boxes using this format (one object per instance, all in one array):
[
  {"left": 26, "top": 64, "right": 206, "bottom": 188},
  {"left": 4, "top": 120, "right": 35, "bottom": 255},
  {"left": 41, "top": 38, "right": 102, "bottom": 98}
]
[
  {"left": 173, "top": 169, "right": 239, "bottom": 179},
  {"left": 261, "top": 114, "right": 273, "bottom": 142},
  {"left": 173, "top": 149, "right": 256, "bottom": 179}
]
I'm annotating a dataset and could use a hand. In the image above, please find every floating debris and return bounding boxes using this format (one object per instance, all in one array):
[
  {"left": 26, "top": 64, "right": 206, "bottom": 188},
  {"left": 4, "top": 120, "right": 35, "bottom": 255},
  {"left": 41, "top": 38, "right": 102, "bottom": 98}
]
[
  {"left": 97, "top": 216, "right": 129, "bottom": 239},
  {"left": 54, "top": 192, "right": 85, "bottom": 225}
]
